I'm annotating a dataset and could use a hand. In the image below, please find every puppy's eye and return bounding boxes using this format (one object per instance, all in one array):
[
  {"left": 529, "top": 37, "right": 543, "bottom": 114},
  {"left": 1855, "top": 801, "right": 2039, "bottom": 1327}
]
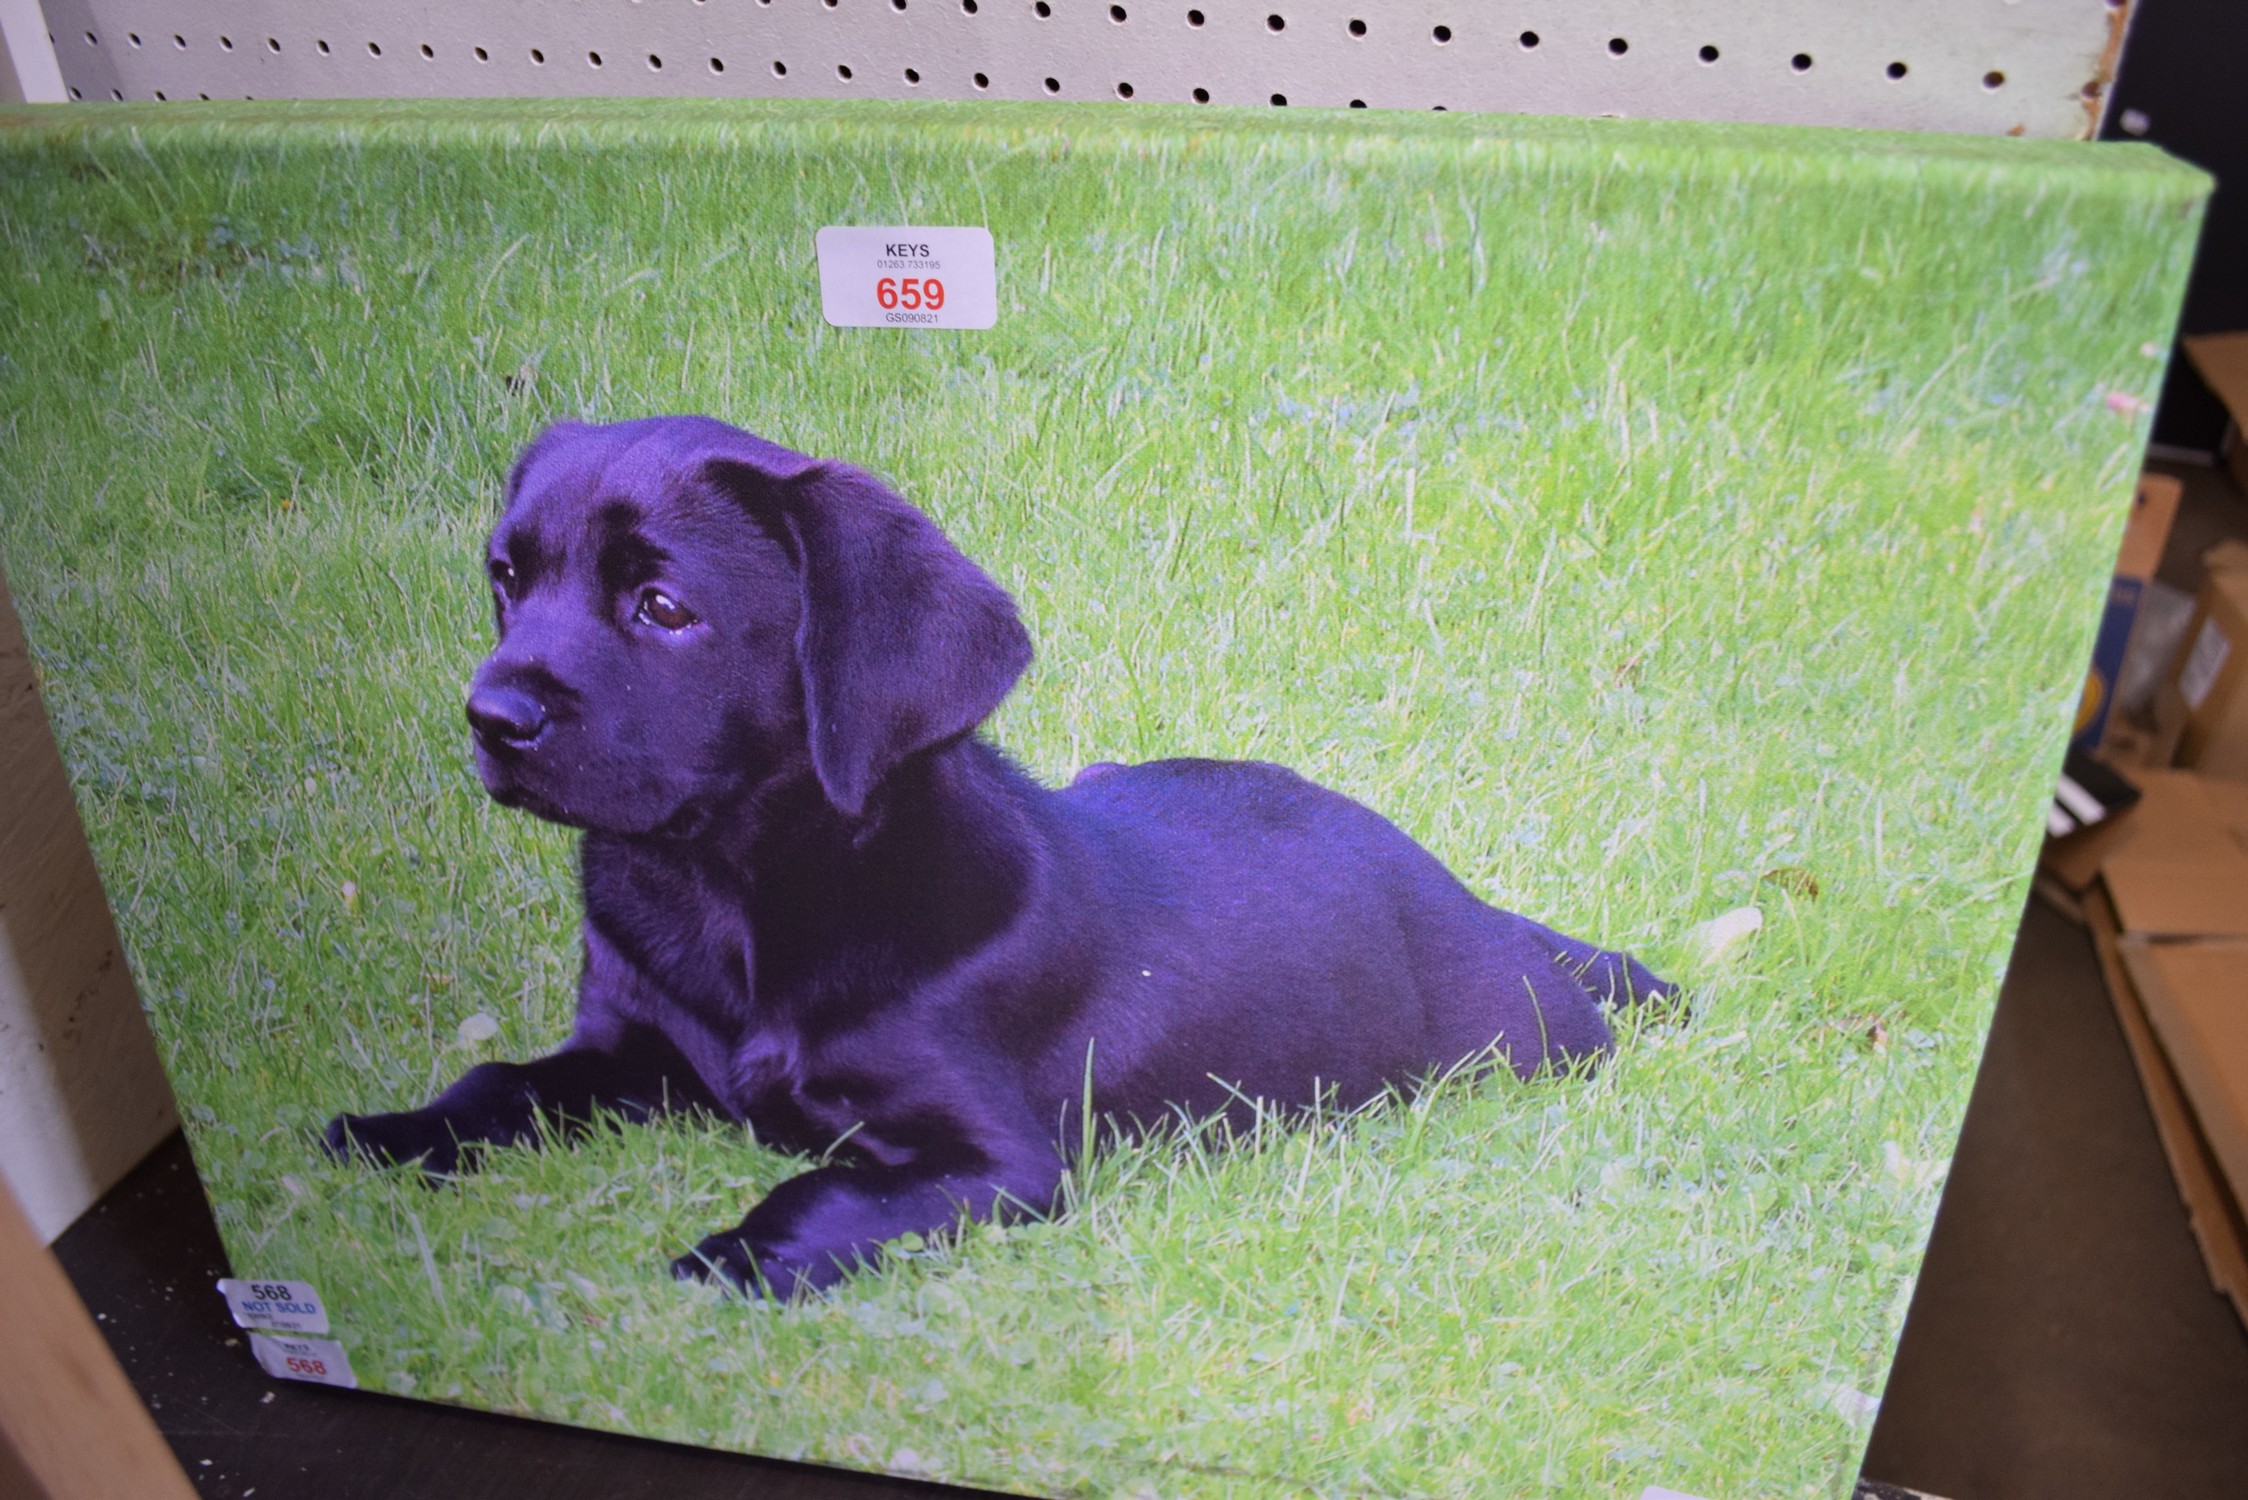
[
  {"left": 487, "top": 557, "right": 516, "bottom": 591},
  {"left": 635, "top": 589, "right": 698, "bottom": 631}
]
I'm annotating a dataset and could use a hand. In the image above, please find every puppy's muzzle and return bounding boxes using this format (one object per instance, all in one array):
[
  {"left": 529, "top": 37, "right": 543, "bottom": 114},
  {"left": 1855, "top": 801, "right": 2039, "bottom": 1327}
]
[{"left": 467, "top": 683, "right": 550, "bottom": 750}]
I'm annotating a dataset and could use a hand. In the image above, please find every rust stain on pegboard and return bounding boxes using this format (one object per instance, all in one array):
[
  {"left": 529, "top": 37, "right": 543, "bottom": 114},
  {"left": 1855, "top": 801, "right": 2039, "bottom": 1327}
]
[{"left": 2083, "top": 0, "right": 2133, "bottom": 139}]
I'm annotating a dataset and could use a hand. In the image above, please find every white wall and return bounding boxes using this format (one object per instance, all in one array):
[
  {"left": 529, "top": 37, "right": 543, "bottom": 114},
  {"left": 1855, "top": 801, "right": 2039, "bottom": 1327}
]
[{"left": 0, "top": 576, "right": 177, "bottom": 1243}]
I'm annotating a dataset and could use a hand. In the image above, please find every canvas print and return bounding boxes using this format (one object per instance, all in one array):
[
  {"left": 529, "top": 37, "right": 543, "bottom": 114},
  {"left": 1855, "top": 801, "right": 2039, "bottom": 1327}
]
[{"left": 0, "top": 100, "right": 2206, "bottom": 1498}]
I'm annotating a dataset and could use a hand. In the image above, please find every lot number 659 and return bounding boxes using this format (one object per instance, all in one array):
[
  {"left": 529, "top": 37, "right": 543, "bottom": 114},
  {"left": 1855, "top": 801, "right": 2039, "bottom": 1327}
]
[{"left": 876, "top": 277, "right": 945, "bottom": 311}]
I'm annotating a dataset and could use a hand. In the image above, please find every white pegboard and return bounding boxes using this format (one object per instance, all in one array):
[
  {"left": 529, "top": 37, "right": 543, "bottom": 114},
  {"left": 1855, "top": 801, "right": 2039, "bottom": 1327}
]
[{"left": 36, "top": 0, "right": 2127, "bottom": 138}]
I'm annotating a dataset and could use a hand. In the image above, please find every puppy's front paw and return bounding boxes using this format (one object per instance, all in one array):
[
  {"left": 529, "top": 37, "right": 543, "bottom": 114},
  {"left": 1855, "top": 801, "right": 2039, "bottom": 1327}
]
[
  {"left": 671, "top": 1228, "right": 838, "bottom": 1300},
  {"left": 321, "top": 1110, "right": 463, "bottom": 1177},
  {"left": 671, "top": 1231, "right": 760, "bottom": 1295}
]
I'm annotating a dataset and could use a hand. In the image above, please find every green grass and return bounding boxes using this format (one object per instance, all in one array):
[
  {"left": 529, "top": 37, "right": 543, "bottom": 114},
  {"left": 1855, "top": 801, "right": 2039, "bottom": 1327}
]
[{"left": 0, "top": 101, "right": 2205, "bottom": 1498}]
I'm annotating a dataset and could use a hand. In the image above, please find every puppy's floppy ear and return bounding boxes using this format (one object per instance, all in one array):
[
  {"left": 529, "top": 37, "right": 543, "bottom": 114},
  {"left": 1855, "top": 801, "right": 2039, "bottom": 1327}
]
[{"left": 706, "top": 457, "right": 1032, "bottom": 818}]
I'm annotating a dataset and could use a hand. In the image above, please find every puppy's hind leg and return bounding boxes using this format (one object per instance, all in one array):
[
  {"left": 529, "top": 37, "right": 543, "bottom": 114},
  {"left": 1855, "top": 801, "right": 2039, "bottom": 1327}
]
[{"left": 1540, "top": 929, "right": 1677, "bottom": 1013}]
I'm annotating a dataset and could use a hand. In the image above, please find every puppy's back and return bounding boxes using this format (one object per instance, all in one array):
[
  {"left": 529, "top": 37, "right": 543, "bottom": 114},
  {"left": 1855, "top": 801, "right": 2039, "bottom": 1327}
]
[{"left": 1049, "top": 758, "right": 1650, "bottom": 1111}]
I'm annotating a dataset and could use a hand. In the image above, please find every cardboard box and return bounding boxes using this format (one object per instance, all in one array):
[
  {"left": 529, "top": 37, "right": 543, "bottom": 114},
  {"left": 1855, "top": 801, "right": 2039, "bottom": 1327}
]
[
  {"left": 2156, "top": 544, "right": 2248, "bottom": 781},
  {"left": 2184, "top": 332, "right": 2248, "bottom": 498},
  {"left": 2084, "top": 891, "right": 2248, "bottom": 1327},
  {"left": 2050, "top": 765, "right": 2248, "bottom": 1328},
  {"left": 2040, "top": 766, "right": 2248, "bottom": 897},
  {"left": 2100, "top": 795, "right": 2248, "bottom": 938},
  {"left": 2073, "top": 471, "right": 2183, "bottom": 752},
  {"left": 2123, "top": 940, "right": 2248, "bottom": 1203}
]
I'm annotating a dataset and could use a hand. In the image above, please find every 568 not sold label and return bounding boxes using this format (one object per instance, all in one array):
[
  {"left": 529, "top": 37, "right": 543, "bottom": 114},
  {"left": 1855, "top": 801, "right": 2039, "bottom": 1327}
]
[
  {"left": 249, "top": 1333, "right": 358, "bottom": 1389},
  {"left": 815, "top": 226, "right": 997, "bottom": 330},
  {"left": 217, "top": 1276, "right": 330, "bottom": 1334}
]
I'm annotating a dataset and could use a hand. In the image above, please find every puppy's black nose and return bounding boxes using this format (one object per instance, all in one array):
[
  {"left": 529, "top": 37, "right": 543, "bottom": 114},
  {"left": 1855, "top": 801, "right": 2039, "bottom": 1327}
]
[{"left": 466, "top": 684, "right": 549, "bottom": 747}]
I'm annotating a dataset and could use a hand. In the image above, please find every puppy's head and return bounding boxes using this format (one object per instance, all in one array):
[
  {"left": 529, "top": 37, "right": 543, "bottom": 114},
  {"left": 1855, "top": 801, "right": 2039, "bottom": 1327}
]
[{"left": 466, "top": 416, "right": 1031, "bottom": 836}]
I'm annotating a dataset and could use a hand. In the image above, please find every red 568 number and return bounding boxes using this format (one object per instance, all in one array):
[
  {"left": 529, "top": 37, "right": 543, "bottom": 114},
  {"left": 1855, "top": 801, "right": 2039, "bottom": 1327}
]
[
  {"left": 285, "top": 1356, "right": 329, "bottom": 1377},
  {"left": 875, "top": 277, "right": 946, "bottom": 311}
]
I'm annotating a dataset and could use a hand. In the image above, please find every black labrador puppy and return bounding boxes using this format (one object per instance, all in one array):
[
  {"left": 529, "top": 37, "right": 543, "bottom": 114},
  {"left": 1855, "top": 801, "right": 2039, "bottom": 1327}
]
[{"left": 324, "top": 415, "right": 1672, "bottom": 1296}]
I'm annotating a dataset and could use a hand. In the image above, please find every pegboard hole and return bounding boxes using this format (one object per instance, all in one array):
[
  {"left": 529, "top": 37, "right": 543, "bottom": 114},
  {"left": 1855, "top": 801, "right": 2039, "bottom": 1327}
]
[
  {"left": 708, "top": 56, "right": 725, "bottom": 72},
  {"left": 1187, "top": 10, "right": 1205, "bottom": 27},
  {"left": 1431, "top": 25, "right": 1452, "bottom": 44},
  {"left": 771, "top": 59, "right": 787, "bottom": 75},
  {"left": 67, "top": 85, "right": 82, "bottom": 98},
  {"left": 1043, "top": 75, "right": 1060, "bottom": 92},
  {"left": 893, "top": 0, "right": 909, "bottom": 9},
  {"left": 1270, "top": 92, "right": 1287, "bottom": 105},
  {"left": 1116, "top": 80, "right": 1133, "bottom": 97},
  {"left": 153, "top": 89, "right": 165, "bottom": 99},
  {"left": 963, "top": 0, "right": 978, "bottom": 12},
  {"left": 267, "top": 37, "right": 280, "bottom": 52},
  {"left": 1111, "top": 3, "right": 1127, "bottom": 18},
  {"left": 1790, "top": 52, "right": 1813, "bottom": 72},
  {"left": 1698, "top": 44, "right": 1719, "bottom": 64},
  {"left": 973, "top": 71, "right": 989, "bottom": 87},
  {"left": 838, "top": 63, "right": 854, "bottom": 79},
  {"left": 173, "top": 34, "right": 186, "bottom": 48},
  {"left": 1982, "top": 69, "right": 2006, "bottom": 90},
  {"left": 588, "top": 50, "right": 604, "bottom": 68},
  {"left": 1886, "top": 60, "right": 1907, "bottom": 80},
  {"left": 82, "top": 30, "right": 96, "bottom": 45},
  {"left": 1267, "top": 14, "right": 1285, "bottom": 32},
  {"left": 1035, "top": 1, "right": 1051, "bottom": 15},
  {"left": 1348, "top": 98, "right": 1365, "bottom": 108},
  {"left": 1192, "top": 86, "right": 1210, "bottom": 102},
  {"left": 1519, "top": 30, "right": 1539, "bottom": 49},
  {"left": 127, "top": 32, "right": 141, "bottom": 47},
  {"left": 1607, "top": 37, "right": 1628, "bottom": 56},
  {"left": 1348, "top": 19, "right": 1366, "bottom": 37},
  {"left": 530, "top": 47, "right": 546, "bottom": 64},
  {"left": 475, "top": 46, "right": 490, "bottom": 62},
  {"left": 904, "top": 66, "right": 921, "bottom": 83},
  {"left": 108, "top": 88, "right": 123, "bottom": 99},
  {"left": 368, "top": 41, "right": 383, "bottom": 57},
  {"left": 647, "top": 53, "right": 663, "bottom": 70},
  {"left": 420, "top": 43, "right": 434, "bottom": 59},
  {"left": 317, "top": 39, "right": 331, "bottom": 54},
  {"left": 219, "top": 35, "right": 233, "bottom": 50}
]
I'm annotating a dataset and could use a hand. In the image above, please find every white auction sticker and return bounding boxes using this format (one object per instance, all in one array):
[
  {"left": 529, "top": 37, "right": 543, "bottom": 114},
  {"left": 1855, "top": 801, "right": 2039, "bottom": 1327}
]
[
  {"left": 217, "top": 1277, "right": 332, "bottom": 1334},
  {"left": 249, "top": 1333, "right": 358, "bottom": 1389},
  {"left": 2179, "top": 616, "right": 2233, "bottom": 710},
  {"left": 815, "top": 226, "right": 997, "bottom": 330}
]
